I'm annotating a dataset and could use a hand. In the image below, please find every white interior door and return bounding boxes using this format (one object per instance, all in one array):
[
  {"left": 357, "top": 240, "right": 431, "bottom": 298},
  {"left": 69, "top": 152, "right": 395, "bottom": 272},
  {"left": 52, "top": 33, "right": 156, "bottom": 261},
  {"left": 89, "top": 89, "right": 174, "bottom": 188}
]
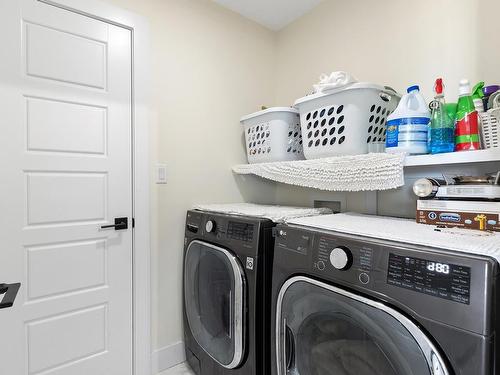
[{"left": 0, "top": 1, "right": 133, "bottom": 374}]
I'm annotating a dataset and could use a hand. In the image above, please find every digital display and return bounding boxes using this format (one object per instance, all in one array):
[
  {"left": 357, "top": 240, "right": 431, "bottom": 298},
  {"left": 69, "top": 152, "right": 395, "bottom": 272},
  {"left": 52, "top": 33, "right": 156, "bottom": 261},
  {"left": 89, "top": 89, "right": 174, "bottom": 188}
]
[
  {"left": 426, "top": 262, "right": 450, "bottom": 274},
  {"left": 387, "top": 253, "right": 471, "bottom": 305},
  {"left": 227, "top": 222, "right": 254, "bottom": 242}
]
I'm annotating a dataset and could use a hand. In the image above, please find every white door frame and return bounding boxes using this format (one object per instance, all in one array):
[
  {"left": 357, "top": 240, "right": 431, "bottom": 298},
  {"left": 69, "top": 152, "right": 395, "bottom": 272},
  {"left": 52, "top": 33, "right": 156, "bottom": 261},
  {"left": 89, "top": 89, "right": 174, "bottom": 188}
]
[{"left": 35, "top": 1, "right": 152, "bottom": 374}]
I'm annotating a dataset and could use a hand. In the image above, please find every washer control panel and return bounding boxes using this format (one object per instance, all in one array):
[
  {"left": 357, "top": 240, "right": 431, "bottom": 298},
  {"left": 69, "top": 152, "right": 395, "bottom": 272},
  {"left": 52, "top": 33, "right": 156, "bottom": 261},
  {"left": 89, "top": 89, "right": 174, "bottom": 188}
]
[
  {"left": 314, "top": 235, "right": 375, "bottom": 286},
  {"left": 185, "top": 211, "right": 256, "bottom": 244}
]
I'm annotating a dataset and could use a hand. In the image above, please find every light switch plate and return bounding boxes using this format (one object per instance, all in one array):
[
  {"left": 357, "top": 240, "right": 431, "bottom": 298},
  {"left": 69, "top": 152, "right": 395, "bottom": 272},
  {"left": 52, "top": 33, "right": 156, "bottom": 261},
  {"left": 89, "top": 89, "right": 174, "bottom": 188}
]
[{"left": 155, "top": 164, "right": 167, "bottom": 184}]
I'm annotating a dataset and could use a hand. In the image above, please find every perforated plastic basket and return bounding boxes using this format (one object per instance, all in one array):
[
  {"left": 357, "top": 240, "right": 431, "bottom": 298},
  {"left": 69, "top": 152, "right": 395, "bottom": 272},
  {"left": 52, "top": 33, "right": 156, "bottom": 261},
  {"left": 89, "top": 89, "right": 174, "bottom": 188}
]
[
  {"left": 294, "top": 83, "right": 400, "bottom": 159},
  {"left": 240, "top": 107, "right": 304, "bottom": 164},
  {"left": 479, "top": 96, "right": 500, "bottom": 149}
]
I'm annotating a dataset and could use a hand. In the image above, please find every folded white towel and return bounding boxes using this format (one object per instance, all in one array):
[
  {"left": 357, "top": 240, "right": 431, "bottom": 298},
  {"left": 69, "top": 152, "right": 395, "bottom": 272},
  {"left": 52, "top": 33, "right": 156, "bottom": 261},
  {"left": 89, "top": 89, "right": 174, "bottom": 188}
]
[
  {"left": 193, "top": 203, "right": 331, "bottom": 223},
  {"left": 288, "top": 212, "right": 500, "bottom": 262},
  {"left": 313, "top": 71, "right": 358, "bottom": 93},
  {"left": 233, "top": 153, "right": 406, "bottom": 192}
]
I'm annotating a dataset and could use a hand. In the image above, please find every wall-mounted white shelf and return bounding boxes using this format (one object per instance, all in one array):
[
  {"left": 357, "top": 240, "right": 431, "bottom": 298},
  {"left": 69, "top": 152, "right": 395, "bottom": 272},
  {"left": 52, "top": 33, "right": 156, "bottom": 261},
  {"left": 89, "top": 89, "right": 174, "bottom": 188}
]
[
  {"left": 233, "top": 153, "right": 405, "bottom": 192},
  {"left": 233, "top": 149, "right": 500, "bottom": 192},
  {"left": 404, "top": 148, "right": 500, "bottom": 167}
]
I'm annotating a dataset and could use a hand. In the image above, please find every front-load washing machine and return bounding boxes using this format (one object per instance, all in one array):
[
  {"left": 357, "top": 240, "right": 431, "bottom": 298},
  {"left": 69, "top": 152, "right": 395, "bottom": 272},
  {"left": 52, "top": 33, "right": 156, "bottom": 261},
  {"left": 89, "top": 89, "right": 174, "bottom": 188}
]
[
  {"left": 271, "top": 215, "right": 499, "bottom": 375},
  {"left": 183, "top": 209, "right": 275, "bottom": 375}
]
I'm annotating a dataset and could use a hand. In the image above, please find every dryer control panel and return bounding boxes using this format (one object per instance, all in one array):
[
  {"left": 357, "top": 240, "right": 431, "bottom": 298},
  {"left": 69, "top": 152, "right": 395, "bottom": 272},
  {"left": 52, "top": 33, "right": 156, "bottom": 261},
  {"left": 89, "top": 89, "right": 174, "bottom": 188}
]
[
  {"left": 387, "top": 253, "right": 471, "bottom": 305},
  {"left": 274, "top": 224, "right": 497, "bottom": 336}
]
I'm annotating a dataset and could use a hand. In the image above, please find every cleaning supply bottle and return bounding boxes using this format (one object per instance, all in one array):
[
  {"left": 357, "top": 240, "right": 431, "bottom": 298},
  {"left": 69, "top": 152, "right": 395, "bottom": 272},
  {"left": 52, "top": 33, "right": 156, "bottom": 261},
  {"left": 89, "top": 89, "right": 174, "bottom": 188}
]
[
  {"left": 472, "top": 81, "right": 485, "bottom": 113},
  {"left": 429, "top": 78, "right": 455, "bottom": 154},
  {"left": 455, "top": 79, "right": 480, "bottom": 151},
  {"left": 386, "top": 85, "right": 430, "bottom": 155}
]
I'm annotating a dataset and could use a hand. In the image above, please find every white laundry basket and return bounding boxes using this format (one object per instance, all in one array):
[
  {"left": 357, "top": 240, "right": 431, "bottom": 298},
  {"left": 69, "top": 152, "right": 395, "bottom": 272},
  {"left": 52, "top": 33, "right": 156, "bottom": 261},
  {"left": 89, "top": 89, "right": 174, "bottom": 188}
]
[
  {"left": 240, "top": 107, "right": 304, "bottom": 164},
  {"left": 479, "top": 95, "right": 500, "bottom": 149},
  {"left": 294, "top": 83, "right": 400, "bottom": 159}
]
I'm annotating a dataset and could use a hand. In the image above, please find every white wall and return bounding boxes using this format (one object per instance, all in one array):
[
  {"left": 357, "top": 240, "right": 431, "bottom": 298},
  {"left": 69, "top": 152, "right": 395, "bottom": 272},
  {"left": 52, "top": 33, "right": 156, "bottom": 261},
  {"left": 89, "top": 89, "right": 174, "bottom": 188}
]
[
  {"left": 273, "top": 0, "right": 500, "bottom": 217},
  {"left": 103, "top": 0, "right": 277, "bottom": 361}
]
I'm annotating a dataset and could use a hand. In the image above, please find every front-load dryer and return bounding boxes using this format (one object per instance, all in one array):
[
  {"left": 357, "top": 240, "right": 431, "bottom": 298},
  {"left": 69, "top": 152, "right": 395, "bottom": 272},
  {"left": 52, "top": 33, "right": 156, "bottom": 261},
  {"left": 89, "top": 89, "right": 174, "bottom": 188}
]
[
  {"left": 271, "top": 215, "right": 499, "bottom": 375},
  {"left": 183, "top": 210, "right": 275, "bottom": 375}
]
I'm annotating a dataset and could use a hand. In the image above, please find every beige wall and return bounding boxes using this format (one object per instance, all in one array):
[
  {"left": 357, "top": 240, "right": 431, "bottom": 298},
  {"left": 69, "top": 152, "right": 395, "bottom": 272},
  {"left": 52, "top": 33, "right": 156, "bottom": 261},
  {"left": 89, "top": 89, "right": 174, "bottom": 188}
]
[
  {"left": 105, "top": 0, "right": 277, "bottom": 351},
  {"left": 275, "top": 0, "right": 500, "bottom": 105},
  {"left": 105, "top": 0, "right": 500, "bottom": 360},
  {"left": 273, "top": 0, "right": 500, "bottom": 215}
]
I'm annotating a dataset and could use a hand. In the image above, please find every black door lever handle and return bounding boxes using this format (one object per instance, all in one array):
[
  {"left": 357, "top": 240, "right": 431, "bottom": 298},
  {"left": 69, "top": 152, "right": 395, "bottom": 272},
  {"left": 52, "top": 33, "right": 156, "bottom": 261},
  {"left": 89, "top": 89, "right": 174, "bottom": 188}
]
[
  {"left": 0, "top": 283, "right": 21, "bottom": 309},
  {"left": 100, "top": 217, "right": 128, "bottom": 231}
]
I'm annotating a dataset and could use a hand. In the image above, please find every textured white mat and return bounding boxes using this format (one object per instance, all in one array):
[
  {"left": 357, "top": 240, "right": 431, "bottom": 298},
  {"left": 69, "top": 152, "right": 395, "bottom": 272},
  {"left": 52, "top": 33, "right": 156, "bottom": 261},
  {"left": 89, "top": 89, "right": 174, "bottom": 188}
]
[
  {"left": 288, "top": 213, "right": 500, "bottom": 262},
  {"left": 232, "top": 153, "right": 406, "bottom": 192},
  {"left": 193, "top": 203, "right": 331, "bottom": 223}
]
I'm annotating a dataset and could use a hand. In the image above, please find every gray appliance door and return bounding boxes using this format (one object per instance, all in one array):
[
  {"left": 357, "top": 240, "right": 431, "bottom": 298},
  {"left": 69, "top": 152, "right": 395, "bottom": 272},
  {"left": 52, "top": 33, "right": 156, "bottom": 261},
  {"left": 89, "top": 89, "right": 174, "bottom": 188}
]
[
  {"left": 276, "top": 276, "right": 449, "bottom": 375},
  {"left": 184, "top": 240, "right": 245, "bottom": 369}
]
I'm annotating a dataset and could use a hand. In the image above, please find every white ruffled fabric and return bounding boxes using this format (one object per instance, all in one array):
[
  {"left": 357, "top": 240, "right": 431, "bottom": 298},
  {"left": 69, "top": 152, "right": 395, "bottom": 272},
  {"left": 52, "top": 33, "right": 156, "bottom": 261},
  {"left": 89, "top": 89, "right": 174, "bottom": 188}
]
[
  {"left": 288, "top": 213, "right": 500, "bottom": 262},
  {"left": 193, "top": 203, "right": 331, "bottom": 223},
  {"left": 313, "top": 71, "right": 358, "bottom": 93},
  {"left": 233, "top": 153, "right": 406, "bottom": 192}
]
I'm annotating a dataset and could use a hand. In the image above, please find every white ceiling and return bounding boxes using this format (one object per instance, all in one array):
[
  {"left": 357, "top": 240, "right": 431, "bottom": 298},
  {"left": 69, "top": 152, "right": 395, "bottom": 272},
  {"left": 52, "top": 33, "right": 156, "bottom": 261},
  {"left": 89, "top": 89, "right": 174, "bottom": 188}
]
[{"left": 211, "top": 0, "right": 323, "bottom": 31}]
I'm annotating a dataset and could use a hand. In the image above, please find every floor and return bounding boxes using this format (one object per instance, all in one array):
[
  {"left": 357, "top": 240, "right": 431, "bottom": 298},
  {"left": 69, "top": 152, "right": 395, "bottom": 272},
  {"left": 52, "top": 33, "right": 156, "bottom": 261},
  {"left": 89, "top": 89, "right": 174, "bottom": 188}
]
[{"left": 160, "top": 363, "right": 195, "bottom": 375}]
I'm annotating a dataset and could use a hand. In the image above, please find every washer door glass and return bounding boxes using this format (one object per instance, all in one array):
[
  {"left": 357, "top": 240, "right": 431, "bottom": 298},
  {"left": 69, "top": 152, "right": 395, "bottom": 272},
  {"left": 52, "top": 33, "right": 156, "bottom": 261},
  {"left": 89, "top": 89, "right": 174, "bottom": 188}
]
[
  {"left": 277, "top": 277, "right": 449, "bottom": 375},
  {"left": 184, "top": 241, "right": 245, "bottom": 368}
]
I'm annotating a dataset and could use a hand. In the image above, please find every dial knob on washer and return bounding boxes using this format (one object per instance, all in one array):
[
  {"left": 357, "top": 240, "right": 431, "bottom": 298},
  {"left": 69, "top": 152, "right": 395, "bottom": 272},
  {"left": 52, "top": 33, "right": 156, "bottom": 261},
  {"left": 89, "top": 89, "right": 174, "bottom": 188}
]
[
  {"left": 205, "top": 220, "right": 216, "bottom": 233},
  {"left": 330, "top": 247, "right": 352, "bottom": 270}
]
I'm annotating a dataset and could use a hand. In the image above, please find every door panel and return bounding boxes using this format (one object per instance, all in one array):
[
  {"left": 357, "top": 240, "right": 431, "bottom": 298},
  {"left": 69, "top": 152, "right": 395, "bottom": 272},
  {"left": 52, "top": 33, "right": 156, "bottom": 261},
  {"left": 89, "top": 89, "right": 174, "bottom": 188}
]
[
  {"left": 25, "top": 21, "right": 107, "bottom": 89},
  {"left": 276, "top": 277, "right": 449, "bottom": 375},
  {"left": 0, "top": 1, "right": 133, "bottom": 374},
  {"left": 26, "top": 96, "right": 107, "bottom": 155},
  {"left": 27, "top": 305, "right": 107, "bottom": 374},
  {"left": 26, "top": 239, "right": 106, "bottom": 301},
  {"left": 184, "top": 241, "right": 245, "bottom": 369}
]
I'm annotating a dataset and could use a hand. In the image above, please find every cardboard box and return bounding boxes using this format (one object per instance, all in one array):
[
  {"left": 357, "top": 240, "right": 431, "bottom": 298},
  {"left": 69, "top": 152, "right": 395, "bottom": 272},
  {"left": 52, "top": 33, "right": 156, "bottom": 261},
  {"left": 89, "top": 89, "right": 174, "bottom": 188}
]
[{"left": 416, "top": 199, "right": 500, "bottom": 232}]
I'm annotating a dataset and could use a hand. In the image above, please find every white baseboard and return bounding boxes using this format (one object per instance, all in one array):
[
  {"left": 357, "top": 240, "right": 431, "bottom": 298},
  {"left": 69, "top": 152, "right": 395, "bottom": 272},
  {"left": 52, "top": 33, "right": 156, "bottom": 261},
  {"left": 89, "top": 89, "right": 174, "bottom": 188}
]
[{"left": 152, "top": 341, "right": 186, "bottom": 374}]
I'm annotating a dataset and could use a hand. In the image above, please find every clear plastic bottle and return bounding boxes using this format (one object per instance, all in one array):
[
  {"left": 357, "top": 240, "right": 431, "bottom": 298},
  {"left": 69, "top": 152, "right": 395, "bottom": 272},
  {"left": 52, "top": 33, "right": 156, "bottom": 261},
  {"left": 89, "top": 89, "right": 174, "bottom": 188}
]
[
  {"left": 429, "top": 78, "right": 455, "bottom": 154},
  {"left": 455, "top": 79, "right": 480, "bottom": 151}
]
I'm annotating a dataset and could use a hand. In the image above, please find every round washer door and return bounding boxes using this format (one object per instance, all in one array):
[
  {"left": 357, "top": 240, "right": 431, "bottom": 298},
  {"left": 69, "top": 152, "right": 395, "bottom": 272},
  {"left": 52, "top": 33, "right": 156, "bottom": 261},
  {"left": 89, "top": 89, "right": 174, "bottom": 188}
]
[
  {"left": 184, "top": 240, "right": 246, "bottom": 369},
  {"left": 276, "top": 276, "right": 450, "bottom": 375}
]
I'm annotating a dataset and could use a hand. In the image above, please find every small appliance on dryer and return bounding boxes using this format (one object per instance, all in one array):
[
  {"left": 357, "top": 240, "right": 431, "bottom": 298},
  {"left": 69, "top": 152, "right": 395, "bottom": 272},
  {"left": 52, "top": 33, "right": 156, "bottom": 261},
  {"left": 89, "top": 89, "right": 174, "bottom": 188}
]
[
  {"left": 183, "top": 204, "right": 329, "bottom": 375},
  {"left": 271, "top": 213, "right": 500, "bottom": 375}
]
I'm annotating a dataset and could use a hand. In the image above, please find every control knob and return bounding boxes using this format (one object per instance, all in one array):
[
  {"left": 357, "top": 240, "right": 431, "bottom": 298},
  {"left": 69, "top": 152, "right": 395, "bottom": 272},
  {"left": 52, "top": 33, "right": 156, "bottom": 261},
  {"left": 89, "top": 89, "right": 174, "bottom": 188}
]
[
  {"left": 205, "top": 220, "right": 216, "bottom": 233},
  {"left": 329, "top": 247, "right": 353, "bottom": 270}
]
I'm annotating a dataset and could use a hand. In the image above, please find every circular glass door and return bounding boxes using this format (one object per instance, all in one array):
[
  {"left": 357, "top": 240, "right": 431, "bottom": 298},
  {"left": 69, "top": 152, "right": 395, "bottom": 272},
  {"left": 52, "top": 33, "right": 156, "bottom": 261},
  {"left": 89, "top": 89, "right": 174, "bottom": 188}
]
[
  {"left": 276, "top": 277, "right": 449, "bottom": 375},
  {"left": 184, "top": 240, "right": 245, "bottom": 368}
]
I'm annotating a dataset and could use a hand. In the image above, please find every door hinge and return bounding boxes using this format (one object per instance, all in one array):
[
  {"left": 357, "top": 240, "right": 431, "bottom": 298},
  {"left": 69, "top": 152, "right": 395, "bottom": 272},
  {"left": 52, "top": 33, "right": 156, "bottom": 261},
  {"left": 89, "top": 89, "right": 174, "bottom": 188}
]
[{"left": 132, "top": 218, "right": 135, "bottom": 228}]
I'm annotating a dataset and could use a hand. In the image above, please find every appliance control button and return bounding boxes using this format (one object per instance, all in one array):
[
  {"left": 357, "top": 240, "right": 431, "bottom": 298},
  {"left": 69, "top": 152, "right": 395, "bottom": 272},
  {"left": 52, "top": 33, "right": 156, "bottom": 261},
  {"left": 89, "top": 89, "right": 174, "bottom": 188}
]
[
  {"left": 205, "top": 220, "right": 216, "bottom": 233},
  {"left": 330, "top": 247, "right": 352, "bottom": 270},
  {"left": 317, "top": 261, "right": 326, "bottom": 271},
  {"left": 359, "top": 272, "right": 370, "bottom": 284}
]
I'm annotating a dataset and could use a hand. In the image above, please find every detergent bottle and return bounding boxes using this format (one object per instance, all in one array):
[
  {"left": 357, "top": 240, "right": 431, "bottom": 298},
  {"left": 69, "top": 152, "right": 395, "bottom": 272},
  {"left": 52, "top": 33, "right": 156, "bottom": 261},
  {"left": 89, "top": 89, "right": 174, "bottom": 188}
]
[
  {"left": 455, "top": 79, "right": 480, "bottom": 151},
  {"left": 429, "top": 78, "right": 455, "bottom": 154},
  {"left": 386, "top": 85, "right": 430, "bottom": 154}
]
